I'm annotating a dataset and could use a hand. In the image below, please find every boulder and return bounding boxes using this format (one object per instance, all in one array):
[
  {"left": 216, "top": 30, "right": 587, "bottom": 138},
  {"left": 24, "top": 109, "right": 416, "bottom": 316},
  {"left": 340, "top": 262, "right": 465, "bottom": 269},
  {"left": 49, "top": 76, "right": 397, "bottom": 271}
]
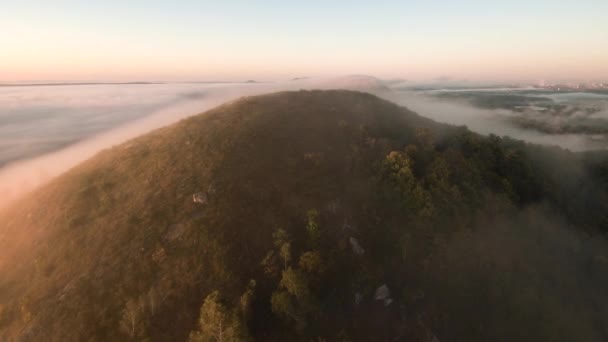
[
  {"left": 355, "top": 292, "right": 363, "bottom": 306},
  {"left": 374, "top": 284, "right": 393, "bottom": 307},
  {"left": 192, "top": 192, "right": 208, "bottom": 204},
  {"left": 349, "top": 237, "right": 365, "bottom": 255}
]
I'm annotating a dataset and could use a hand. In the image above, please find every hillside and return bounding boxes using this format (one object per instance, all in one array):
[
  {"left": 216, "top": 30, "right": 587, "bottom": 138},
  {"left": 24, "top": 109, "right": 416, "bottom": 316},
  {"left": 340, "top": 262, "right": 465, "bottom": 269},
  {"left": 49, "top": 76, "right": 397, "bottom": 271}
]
[{"left": 1, "top": 90, "right": 608, "bottom": 341}]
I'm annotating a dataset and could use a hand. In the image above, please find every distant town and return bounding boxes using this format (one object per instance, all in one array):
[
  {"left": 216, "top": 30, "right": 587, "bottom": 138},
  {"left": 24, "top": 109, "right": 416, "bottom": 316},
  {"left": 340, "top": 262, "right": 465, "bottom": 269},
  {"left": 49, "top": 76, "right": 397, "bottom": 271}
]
[{"left": 534, "top": 81, "right": 608, "bottom": 91}]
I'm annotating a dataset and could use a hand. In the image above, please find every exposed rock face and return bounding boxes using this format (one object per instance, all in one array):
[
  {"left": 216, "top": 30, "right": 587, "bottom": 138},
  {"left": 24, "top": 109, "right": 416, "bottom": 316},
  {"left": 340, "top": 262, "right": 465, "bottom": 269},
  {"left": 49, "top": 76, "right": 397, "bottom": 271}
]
[
  {"left": 349, "top": 237, "right": 365, "bottom": 255},
  {"left": 192, "top": 192, "right": 208, "bottom": 204},
  {"left": 355, "top": 292, "right": 363, "bottom": 306},
  {"left": 193, "top": 183, "right": 216, "bottom": 205},
  {"left": 374, "top": 284, "right": 393, "bottom": 307}
]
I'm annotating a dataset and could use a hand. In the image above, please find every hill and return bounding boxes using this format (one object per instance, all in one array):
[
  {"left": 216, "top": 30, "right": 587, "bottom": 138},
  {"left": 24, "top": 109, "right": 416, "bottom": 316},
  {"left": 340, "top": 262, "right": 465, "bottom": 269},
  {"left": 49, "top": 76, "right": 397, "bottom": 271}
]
[{"left": 1, "top": 90, "right": 608, "bottom": 341}]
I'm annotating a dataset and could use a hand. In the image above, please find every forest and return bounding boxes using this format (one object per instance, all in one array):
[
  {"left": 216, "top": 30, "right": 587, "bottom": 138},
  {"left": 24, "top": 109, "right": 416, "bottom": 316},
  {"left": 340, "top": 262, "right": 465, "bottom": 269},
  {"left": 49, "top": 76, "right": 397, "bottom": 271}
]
[{"left": 1, "top": 90, "right": 608, "bottom": 341}]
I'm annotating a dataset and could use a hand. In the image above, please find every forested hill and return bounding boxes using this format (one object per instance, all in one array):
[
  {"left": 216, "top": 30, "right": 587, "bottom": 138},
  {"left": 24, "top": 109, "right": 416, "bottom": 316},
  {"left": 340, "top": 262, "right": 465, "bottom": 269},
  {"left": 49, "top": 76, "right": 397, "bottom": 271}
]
[{"left": 1, "top": 90, "right": 608, "bottom": 341}]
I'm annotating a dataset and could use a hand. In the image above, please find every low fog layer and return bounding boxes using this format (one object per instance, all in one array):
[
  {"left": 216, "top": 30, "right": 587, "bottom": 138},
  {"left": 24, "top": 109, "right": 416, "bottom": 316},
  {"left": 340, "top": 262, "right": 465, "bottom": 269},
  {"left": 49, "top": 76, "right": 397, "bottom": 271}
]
[
  {"left": 0, "top": 78, "right": 357, "bottom": 207},
  {"left": 383, "top": 90, "right": 608, "bottom": 151},
  {"left": 1, "top": 76, "right": 607, "bottom": 208},
  {"left": 0, "top": 83, "right": 240, "bottom": 167}
]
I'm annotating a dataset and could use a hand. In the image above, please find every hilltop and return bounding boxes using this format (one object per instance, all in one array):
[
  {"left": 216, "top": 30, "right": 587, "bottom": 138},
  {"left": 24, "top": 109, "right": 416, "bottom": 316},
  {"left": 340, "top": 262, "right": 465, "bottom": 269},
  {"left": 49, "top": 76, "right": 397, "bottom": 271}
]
[{"left": 1, "top": 90, "right": 608, "bottom": 341}]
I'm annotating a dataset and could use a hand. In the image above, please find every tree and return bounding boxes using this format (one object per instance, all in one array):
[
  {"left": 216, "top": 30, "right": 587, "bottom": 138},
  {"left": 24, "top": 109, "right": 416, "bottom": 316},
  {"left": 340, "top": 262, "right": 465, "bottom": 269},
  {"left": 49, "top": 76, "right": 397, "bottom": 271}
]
[
  {"left": 272, "top": 228, "right": 289, "bottom": 249},
  {"left": 299, "top": 250, "right": 323, "bottom": 275},
  {"left": 306, "top": 209, "right": 321, "bottom": 244},
  {"left": 272, "top": 228, "right": 292, "bottom": 270},
  {"left": 271, "top": 291, "right": 302, "bottom": 328},
  {"left": 415, "top": 128, "right": 436, "bottom": 155},
  {"left": 261, "top": 250, "right": 280, "bottom": 276},
  {"left": 239, "top": 280, "right": 256, "bottom": 324},
  {"left": 120, "top": 297, "right": 145, "bottom": 339},
  {"left": 271, "top": 267, "right": 319, "bottom": 331},
  {"left": 381, "top": 151, "right": 433, "bottom": 217},
  {"left": 189, "top": 291, "right": 246, "bottom": 342},
  {"left": 279, "top": 242, "right": 292, "bottom": 270},
  {"left": 119, "top": 288, "right": 162, "bottom": 339},
  {"left": 146, "top": 287, "right": 159, "bottom": 316}
]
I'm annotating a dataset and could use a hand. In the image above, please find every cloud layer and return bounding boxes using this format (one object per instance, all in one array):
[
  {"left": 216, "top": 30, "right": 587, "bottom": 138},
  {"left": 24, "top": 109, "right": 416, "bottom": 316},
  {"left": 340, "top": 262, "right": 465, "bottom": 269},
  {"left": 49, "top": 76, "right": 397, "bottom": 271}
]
[{"left": 2, "top": 76, "right": 608, "bottom": 209}]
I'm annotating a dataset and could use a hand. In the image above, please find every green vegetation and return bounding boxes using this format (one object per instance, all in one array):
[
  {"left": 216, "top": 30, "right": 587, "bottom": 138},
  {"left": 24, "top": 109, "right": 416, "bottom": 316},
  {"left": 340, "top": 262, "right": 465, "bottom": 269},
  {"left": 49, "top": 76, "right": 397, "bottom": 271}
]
[
  {"left": 188, "top": 290, "right": 248, "bottom": 342},
  {"left": 1, "top": 90, "right": 608, "bottom": 341},
  {"left": 435, "top": 91, "right": 554, "bottom": 111},
  {"left": 433, "top": 90, "right": 608, "bottom": 135}
]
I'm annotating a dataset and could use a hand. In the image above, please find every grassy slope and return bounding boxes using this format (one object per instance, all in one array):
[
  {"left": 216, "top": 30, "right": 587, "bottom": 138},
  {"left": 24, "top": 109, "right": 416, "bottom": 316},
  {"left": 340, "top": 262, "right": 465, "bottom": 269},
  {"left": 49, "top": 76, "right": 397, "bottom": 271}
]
[{"left": 0, "top": 90, "right": 607, "bottom": 341}]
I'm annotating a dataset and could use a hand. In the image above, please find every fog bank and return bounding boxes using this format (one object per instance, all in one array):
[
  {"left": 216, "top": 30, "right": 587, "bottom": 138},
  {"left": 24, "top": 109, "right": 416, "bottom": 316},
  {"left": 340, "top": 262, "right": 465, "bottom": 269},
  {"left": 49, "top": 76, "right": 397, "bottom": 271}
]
[
  {"left": 382, "top": 90, "right": 608, "bottom": 151},
  {"left": 1, "top": 76, "right": 607, "bottom": 209},
  {"left": 0, "top": 78, "right": 367, "bottom": 208}
]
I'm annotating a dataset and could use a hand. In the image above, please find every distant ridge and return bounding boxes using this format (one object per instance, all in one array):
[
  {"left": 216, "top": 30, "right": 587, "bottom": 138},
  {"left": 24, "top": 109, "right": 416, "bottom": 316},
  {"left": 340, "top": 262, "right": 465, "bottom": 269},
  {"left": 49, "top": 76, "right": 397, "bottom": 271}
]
[
  {"left": 0, "top": 81, "right": 272, "bottom": 87},
  {"left": 0, "top": 82, "right": 164, "bottom": 87}
]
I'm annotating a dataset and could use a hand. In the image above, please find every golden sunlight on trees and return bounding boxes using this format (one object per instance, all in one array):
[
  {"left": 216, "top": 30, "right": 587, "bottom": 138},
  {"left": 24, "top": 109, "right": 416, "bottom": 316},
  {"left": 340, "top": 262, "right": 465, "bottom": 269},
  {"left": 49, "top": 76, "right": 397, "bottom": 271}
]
[
  {"left": 381, "top": 150, "right": 434, "bottom": 216},
  {"left": 120, "top": 297, "right": 145, "bottom": 339},
  {"left": 189, "top": 291, "right": 247, "bottom": 342}
]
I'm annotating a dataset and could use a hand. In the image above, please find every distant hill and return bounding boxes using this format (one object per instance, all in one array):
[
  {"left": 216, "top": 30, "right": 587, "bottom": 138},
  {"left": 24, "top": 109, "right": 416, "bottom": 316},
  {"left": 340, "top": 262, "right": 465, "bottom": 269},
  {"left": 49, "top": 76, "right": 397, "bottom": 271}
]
[{"left": 1, "top": 90, "right": 608, "bottom": 341}]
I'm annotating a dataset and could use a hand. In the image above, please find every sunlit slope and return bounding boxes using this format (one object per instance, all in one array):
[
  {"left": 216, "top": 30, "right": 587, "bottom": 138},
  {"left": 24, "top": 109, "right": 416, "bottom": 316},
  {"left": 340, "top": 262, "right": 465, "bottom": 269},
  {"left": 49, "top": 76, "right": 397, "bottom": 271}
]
[{"left": 1, "top": 90, "right": 608, "bottom": 341}]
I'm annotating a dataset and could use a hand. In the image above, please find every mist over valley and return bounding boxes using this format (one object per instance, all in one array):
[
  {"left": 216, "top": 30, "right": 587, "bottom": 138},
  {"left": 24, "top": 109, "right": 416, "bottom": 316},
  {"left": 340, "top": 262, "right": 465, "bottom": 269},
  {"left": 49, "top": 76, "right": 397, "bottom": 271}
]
[{"left": 3, "top": 2, "right": 608, "bottom": 340}]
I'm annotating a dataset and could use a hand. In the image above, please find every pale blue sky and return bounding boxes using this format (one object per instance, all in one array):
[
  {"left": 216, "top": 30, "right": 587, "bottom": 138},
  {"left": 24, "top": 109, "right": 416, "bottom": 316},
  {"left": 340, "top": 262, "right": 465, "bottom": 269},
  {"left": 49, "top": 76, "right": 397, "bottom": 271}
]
[{"left": 2, "top": 1, "right": 607, "bottom": 81}]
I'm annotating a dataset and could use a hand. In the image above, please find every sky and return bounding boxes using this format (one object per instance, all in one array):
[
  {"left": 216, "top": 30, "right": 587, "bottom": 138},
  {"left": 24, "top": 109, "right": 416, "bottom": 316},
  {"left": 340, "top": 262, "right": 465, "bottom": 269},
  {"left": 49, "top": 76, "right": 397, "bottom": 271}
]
[{"left": 2, "top": 0, "right": 608, "bottom": 82}]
